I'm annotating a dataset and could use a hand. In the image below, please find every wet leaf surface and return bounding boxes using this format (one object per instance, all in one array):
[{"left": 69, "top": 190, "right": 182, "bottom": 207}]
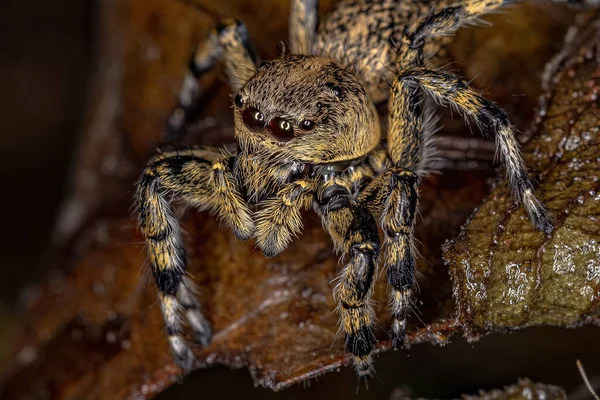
[
  {"left": 444, "top": 16, "right": 600, "bottom": 338},
  {"left": 460, "top": 379, "right": 567, "bottom": 400},
  {"left": 0, "top": 0, "right": 595, "bottom": 399}
]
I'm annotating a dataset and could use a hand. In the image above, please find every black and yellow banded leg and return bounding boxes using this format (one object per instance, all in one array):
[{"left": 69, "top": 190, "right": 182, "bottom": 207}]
[
  {"left": 381, "top": 60, "right": 425, "bottom": 347},
  {"left": 254, "top": 179, "right": 317, "bottom": 257},
  {"left": 315, "top": 183, "right": 380, "bottom": 376},
  {"left": 136, "top": 148, "right": 254, "bottom": 369},
  {"left": 178, "top": 279, "right": 211, "bottom": 347},
  {"left": 397, "top": 0, "right": 511, "bottom": 70},
  {"left": 399, "top": 68, "right": 554, "bottom": 233},
  {"left": 166, "top": 19, "right": 258, "bottom": 140},
  {"left": 381, "top": 169, "right": 419, "bottom": 349},
  {"left": 411, "top": 0, "right": 511, "bottom": 46},
  {"left": 386, "top": 68, "right": 424, "bottom": 169},
  {"left": 289, "top": 0, "right": 319, "bottom": 55},
  {"left": 357, "top": 166, "right": 420, "bottom": 350}
]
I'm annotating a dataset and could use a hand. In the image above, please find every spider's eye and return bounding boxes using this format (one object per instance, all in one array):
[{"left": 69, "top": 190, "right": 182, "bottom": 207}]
[
  {"left": 242, "top": 107, "right": 265, "bottom": 130},
  {"left": 326, "top": 82, "right": 343, "bottom": 98},
  {"left": 300, "top": 119, "right": 315, "bottom": 131},
  {"left": 234, "top": 94, "right": 244, "bottom": 107},
  {"left": 269, "top": 117, "right": 294, "bottom": 141}
]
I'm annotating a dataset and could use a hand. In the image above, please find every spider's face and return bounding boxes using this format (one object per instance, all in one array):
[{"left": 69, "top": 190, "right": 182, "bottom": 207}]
[{"left": 233, "top": 55, "right": 380, "bottom": 165}]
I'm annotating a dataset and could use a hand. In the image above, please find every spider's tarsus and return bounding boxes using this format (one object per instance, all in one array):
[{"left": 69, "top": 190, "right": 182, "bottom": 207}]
[
  {"left": 535, "top": 213, "right": 555, "bottom": 235},
  {"left": 521, "top": 186, "right": 555, "bottom": 234},
  {"left": 174, "top": 351, "right": 195, "bottom": 372},
  {"left": 355, "top": 357, "right": 376, "bottom": 379},
  {"left": 171, "top": 337, "right": 195, "bottom": 372},
  {"left": 391, "top": 324, "right": 406, "bottom": 350},
  {"left": 191, "top": 321, "right": 212, "bottom": 348}
]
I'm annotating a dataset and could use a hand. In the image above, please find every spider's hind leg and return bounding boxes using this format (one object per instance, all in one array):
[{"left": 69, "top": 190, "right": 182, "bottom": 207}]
[{"left": 167, "top": 19, "right": 258, "bottom": 140}]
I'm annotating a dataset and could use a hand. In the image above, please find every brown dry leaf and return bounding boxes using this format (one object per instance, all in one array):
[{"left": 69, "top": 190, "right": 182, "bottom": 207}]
[
  {"left": 0, "top": 168, "right": 482, "bottom": 399},
  {"left": 444, "top": 16, "right": 600, "bottom": 338},
  {"left": 0, "top": 0, "right": 590, "bottom": 399}
]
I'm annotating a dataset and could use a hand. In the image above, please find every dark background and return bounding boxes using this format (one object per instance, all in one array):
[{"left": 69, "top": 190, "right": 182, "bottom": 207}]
[
  {"left": 0, "top": 0, "right": 599, "bottom": 398},
  {"left": 0, "top": 0, "right": 94, "bottom": 304}
]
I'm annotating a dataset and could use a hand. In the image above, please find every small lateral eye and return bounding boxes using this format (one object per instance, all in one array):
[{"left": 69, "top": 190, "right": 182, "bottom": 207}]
[
  {"left": 269, "top": 117, "right": 294, "bottom": 141},
  {"left": 242, "top": 107, "right": 265, "bottom": 130},
  {"left": 300, "top": 119, "right": 315, "bottom": 131},
  {"left": 234, "top": 94, "right": 244, "bottom": 107},
  {"left": 326, "top": 82, "right": 343, "bottom": 98}
]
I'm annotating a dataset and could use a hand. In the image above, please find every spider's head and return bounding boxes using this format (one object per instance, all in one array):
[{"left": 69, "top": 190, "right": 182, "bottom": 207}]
[{"left": 233, "top": 55, "right": 380, "bottom": 165}]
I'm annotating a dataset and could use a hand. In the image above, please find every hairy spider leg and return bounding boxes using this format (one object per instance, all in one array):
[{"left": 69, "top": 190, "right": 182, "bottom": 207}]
[
  {"left": 313, "top": 173, "right": 381, "bottom": 377},
  {"left": 137, "top": 148, "right": 254, "bottom": 369},
  {"left": 290, "top": 0, "right": 319, "bottom": 55},
  {"left": 357, "top": 46, "right": 424, "bottom": 348},
  {"left": 400, "top": 68, "right": 554, "bottom": 233},
  {"left": 381, "top": 169, "right": 419, "bottom": 349},
  {"left": 398, "top": 0, "right": 515, "bottom": 70},
  {"left": 380, "top": 0, "right": 555, "bottom": 349},
  {"left": 166, "top": 19, "right": 258, "bottom": 140}
]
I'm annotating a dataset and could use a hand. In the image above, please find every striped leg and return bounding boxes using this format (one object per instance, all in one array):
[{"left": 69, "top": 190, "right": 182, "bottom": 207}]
[
  {"left": 315, "top": 179, "right": 380, "bottom": 376},
  {"left": 357, "top": 165, "right": 420, "bottom": 350},
  {"left": 399, "top": 68, "right": 554, "bottom": 233},
  {"left": 398, "top": 0, "right": 512, "bottom": 70},
  {"left": 381, "top": 169, "right": 419, "bottom": 348},
  {"left": 376, "top": 59, "right": 426, "bottom": 348},
  {"left": 167, "top": 19, "right": 258, "bottom": 140},
  {"left": 289, "top": 0, "right": 319, "bottom": 55},
  {"left": 178, "top": 280, "right": 211, "bottom": 347},
  {"left": 136, "top": 148, "right": 253, "bottom": 369}
]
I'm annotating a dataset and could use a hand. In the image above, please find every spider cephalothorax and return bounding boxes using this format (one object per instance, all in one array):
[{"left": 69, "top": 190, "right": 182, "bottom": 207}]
[
  {"left": 137, "top": 0, "right": 554, "bottom": 377},
  {"left": 234, "top": 55, "right": 380, "bottom": 165}
]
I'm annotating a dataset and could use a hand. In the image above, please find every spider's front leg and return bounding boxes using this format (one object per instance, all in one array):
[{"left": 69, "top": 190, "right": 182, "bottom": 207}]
[
  {"left": 362, "top": 61, "right": 426, "bottom": 349},
  {"left": 315, "top": 177, "right": 380, "bottom": 376},
  {"left": 167, "top": 19, "right": 258, "bottom": 140},
  {"left": 137, "top": 148, "right": 253, "bottom": 369},
  {"left": 361, "top": 168, "right": 420, "bottom": 349}
]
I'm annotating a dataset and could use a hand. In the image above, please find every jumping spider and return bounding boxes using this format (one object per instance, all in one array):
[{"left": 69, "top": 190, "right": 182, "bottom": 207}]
[{"left": 137, "top": 0, "right": 554, "bottom": 377}]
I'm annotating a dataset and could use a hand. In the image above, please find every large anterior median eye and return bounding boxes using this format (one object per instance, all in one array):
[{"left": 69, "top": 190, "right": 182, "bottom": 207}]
[
  {"left": 242, "top": 107, "right": 265, "bottom": 130},
  {"left": 269, "top": 117, "right": 294, "bottom": 141}
]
